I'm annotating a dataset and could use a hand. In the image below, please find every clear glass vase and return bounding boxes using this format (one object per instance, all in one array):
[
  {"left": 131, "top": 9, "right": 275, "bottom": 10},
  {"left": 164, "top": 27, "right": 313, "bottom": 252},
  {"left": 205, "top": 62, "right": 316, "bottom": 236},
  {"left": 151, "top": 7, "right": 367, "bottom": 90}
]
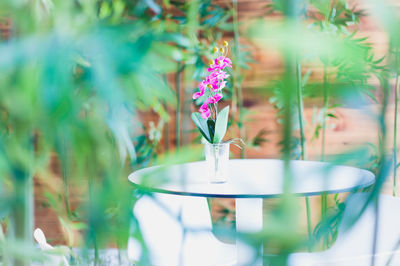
[{"left": 204, "top": 142, "right": 230, "bottom": 183}]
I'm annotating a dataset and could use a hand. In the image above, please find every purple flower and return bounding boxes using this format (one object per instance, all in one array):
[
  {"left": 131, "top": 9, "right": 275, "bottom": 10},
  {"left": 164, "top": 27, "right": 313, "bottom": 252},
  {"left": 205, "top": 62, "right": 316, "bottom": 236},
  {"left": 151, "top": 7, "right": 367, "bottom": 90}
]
[
  {"left": 192, "top": 82, "right": 205, "bottom": 99},
  {"left": 193, "top": 48, "right": 232, "bottom": 120},
  {"left": 206, "top": 93, "right": 223, "bottom": 104},
  {"left": 218, "top": 81, "right": 227, "bottom": 90},
  {"left": 200, "top": 103, "right": 211, "bottom": 119},
  {"left": 207, "top": 56, "right": 232, "bottom": 72}
]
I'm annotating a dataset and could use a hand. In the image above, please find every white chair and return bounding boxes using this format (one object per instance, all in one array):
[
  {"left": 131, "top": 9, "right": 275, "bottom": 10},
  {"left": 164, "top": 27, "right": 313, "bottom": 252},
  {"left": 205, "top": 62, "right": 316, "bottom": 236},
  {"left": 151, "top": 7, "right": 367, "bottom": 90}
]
[
  {"left": 33, "top": 228, "right": 69, "bottom": 266},
  {"left": 288, "top": 193, "right": 400, "bottom": 266},
  {"left": 128, "top": 193, "right": 236, "bottom": 266}
]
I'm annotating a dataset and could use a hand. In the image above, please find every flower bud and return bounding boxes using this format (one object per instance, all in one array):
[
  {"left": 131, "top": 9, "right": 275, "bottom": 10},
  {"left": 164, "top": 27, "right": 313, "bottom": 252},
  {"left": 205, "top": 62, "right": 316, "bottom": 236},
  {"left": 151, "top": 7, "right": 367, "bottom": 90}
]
[
  {"left": 219, "top": 47, "right": 224, "bottom": 53},
  {"left": 209, "top": 59, "right": 214, "bottom": 65},
  {"left": 213, "top": 46, "right": 218, "bottom": 53},
  {"left": 223, "top": 41, "right": 228, "bottom": 47}
]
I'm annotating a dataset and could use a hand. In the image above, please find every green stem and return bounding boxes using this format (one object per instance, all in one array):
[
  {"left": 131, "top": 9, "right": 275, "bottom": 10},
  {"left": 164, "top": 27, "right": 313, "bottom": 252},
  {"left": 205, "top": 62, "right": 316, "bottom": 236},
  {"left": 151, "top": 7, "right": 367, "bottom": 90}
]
[
  {"left": 296, "top": 60, "right": 312, "bottom": 250},
  {"left": 87, "top": 161, "right": 99, "bottom": 265},
  {"left": 163, "top": 100, "right": 170, "bottom": 151},
  {"left": 162, "top": 75, "right": 170, "bottom": 152},
  {"left": 61, "top": 137, "right": 71, "bottom": 218},
  {"left": 0, "top": 222, "right": 6, "bottom": 264},
  {"left": 10, "top": 172, "right": 33, "bottom": 266},
  {"left": 321, "top": 65, "right": 328, "bottom": 162},
  {"left": 394, "top": 52, "right": 399, "bottom": 196},
  {"left": 296, "top": 62, "right": 307, "bottom": 160},
  {"left": 214, "top": 145, "right": 219, "bottom": 174},
  {"left": 321, "top": 64, "right": 328, "bottom": 247},
  {"left": 370, "top": 58, "right": 390, "bottom": 266},
  {"left": 91, "top": 228, "right": 99, "bottom": 266},
  {"left": 232, "top": 0, "right": 245, "bottom": 158},
  {"left": 176, "top": 63, "right": 183, "bottom": 150},
  {"left": 182, "top": 0, "right": 199, "bottom": 146}
]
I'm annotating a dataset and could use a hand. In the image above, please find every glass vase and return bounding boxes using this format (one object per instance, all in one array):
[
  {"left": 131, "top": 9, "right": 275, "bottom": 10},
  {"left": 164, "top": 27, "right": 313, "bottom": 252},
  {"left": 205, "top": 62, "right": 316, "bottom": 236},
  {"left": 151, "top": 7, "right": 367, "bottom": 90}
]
[{"left": 204, "top": 142, "right": 230, "bottom": 183}]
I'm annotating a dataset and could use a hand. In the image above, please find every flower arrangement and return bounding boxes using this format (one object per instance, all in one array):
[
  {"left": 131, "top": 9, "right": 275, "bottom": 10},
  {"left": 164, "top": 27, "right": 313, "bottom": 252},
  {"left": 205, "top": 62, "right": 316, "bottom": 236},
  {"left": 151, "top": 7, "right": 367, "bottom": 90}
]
[{"left": 191, "top": 41, "right": 232, "bottom": 144}]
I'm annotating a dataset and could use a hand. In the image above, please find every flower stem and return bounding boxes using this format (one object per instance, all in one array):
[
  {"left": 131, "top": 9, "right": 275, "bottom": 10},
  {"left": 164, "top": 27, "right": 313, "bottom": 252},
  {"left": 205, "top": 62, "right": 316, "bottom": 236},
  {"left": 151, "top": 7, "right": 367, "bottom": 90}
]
[{"left": 214, "top": 145, "right": 219, "bottom": 175}]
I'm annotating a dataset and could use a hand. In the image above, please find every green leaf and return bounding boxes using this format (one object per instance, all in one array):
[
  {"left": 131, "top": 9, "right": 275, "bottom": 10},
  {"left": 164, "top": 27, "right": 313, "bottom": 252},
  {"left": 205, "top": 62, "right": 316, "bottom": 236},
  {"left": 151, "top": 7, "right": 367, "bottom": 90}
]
[
  {"left": 311, "top": 0, "right": 331, "bottom": 18},
  {"left": 214, "top": 106, "right": 229, "bottom": 143},
  {"left": 191, "top": 112, "right": 212, "bottom": 143},
  {"left": 207, "top": 119, "right": 215, "bottom": 143},
  {"left": 327, "top": 113, "right": 337, "bottom": 119},
  {"left": 301, "top": 70, "right": 312, "bottom": 87}
]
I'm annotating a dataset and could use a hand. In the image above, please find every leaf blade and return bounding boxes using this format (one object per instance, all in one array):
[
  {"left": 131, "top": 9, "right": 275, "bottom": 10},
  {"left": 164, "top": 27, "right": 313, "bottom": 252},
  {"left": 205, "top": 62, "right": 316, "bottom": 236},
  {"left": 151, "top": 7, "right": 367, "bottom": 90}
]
[
  {"left": 191, "top": 112, "right": 212, "bottom": 143},
  {"left": 214, "top": 106, "right": 229, "bottom": 143},
  {"left": 207, "top": 119, "right": 215, "bottom": 143}
]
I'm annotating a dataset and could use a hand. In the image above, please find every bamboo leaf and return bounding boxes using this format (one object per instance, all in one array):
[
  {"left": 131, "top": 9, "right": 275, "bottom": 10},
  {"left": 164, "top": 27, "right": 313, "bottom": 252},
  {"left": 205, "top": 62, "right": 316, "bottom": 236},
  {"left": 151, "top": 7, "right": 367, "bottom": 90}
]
[
  {"left": 214, "top": 106, "right": 229, "bottom": 143},
  {"left": 327, "top": 113, "right": 337, "bottom": 119},
  {"left": 191, "top": 112, "right": 212, "bottom": 143},
  {"left": 301, "top": 70, "right": 312, "bottom": 87}
]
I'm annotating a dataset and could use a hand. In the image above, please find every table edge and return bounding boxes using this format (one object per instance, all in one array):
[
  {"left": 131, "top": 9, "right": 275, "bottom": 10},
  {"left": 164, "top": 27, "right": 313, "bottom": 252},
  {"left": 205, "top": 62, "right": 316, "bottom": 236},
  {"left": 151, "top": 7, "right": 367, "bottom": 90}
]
[{"left": 128, "top": 159, "right": 376, "bottom": 198}]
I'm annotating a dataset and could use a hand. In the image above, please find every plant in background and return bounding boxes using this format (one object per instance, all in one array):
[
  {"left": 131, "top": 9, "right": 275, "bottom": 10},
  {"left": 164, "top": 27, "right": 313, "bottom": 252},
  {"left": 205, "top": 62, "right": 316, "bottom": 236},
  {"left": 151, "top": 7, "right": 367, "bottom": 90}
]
[
  {"left": 0, "top": 1, "right": 180, "bottom": 265},
  {"left": 307, "top": 1, "right": 386, "bottom": 248},
  {"left": 258, "top": 0, "right": 386, "bottom": 252}
]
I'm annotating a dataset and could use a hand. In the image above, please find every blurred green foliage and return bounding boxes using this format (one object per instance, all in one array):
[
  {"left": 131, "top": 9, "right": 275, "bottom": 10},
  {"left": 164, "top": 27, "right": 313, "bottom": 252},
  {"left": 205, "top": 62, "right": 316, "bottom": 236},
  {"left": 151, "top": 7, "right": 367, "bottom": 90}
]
[{"left": 0, "top": 0, "right": 398, "bottom": 265}]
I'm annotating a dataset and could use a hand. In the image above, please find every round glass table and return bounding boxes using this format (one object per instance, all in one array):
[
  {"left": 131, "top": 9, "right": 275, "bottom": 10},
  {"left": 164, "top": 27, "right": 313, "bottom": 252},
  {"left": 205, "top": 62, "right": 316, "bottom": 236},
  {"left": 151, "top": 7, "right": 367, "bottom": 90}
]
[{"left": 128, "top": 159, "right": 375, "bottom": 265}]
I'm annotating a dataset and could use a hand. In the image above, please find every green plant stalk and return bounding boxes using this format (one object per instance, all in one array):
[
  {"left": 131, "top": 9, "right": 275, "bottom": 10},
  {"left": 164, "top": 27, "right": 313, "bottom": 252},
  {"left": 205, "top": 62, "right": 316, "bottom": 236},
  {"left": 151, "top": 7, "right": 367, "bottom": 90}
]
[
  {"left": 277, "top": 1, "right": 301, "bottom": 263},
  {"left": 321, "top": 64, "right": 329, "bottom": 247},
  {"left": 164, "top": 102, "right": 170, "bottom": 152},
  {"left": 62, "top": 137, "right": 71, "bottom": 218},
  {"left": 214, "top": 145, "right": 219, "bottom": 175},
  {"left": 393, "top": 52, "right": 399, "bottom": 196},
  {"left": 88, "top": 169, "right": 99, "bottom": 265},
  {"left": 0, "top": 222, "right": 7, "bottom": 265},
  {"left": 10, "top": 173, "right": 33, "bottom": 266},
  {"left": 232, "top": 0, "right": 245, "bottom": 158},
  {"left": 176, "top": 62, "right": 183, "bottom": 150},
  {"left": 182, "top": 0, "right": 199, "bottom": 146},
  {"left": 321, "top": 65, "right": 328, "bottom": 162},
  {"left": 296, "top": 60, "right": 312, "bottom": 250},
  {"left": 371, "top": 67, "right": 390, "bottom": 266},
  {"left": 162, "top": 75, "right": 170, "bottom": 152}
]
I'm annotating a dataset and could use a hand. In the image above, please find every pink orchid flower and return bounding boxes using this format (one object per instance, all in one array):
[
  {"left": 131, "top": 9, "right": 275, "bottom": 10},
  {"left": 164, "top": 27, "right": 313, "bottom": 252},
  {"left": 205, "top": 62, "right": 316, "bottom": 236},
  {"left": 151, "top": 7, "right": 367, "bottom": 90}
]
[
  {"left": 200, "top": 103, "right": 211, "bottom": 119},
  {"left": 192, "top": 80, "right": 207, "bottom": 99},
  {"left": 193, "top": 46, "right": 232, "bottom": 120},
  {"left": 218, "top": 81, "right": 227, "bottom": 91},
  {"left": 207, "top": 56, "right": 232, "bottom": 72},
  {"left": 206, "top": 93, "right": 223, "bottom": 104}
]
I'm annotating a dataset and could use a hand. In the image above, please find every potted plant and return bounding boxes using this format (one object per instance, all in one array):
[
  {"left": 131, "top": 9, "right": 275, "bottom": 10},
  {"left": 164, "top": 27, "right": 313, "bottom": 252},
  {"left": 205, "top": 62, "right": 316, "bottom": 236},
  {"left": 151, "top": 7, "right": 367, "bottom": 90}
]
[{"left": 191, "top": 41, "right": 236, "bottom": 183}]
